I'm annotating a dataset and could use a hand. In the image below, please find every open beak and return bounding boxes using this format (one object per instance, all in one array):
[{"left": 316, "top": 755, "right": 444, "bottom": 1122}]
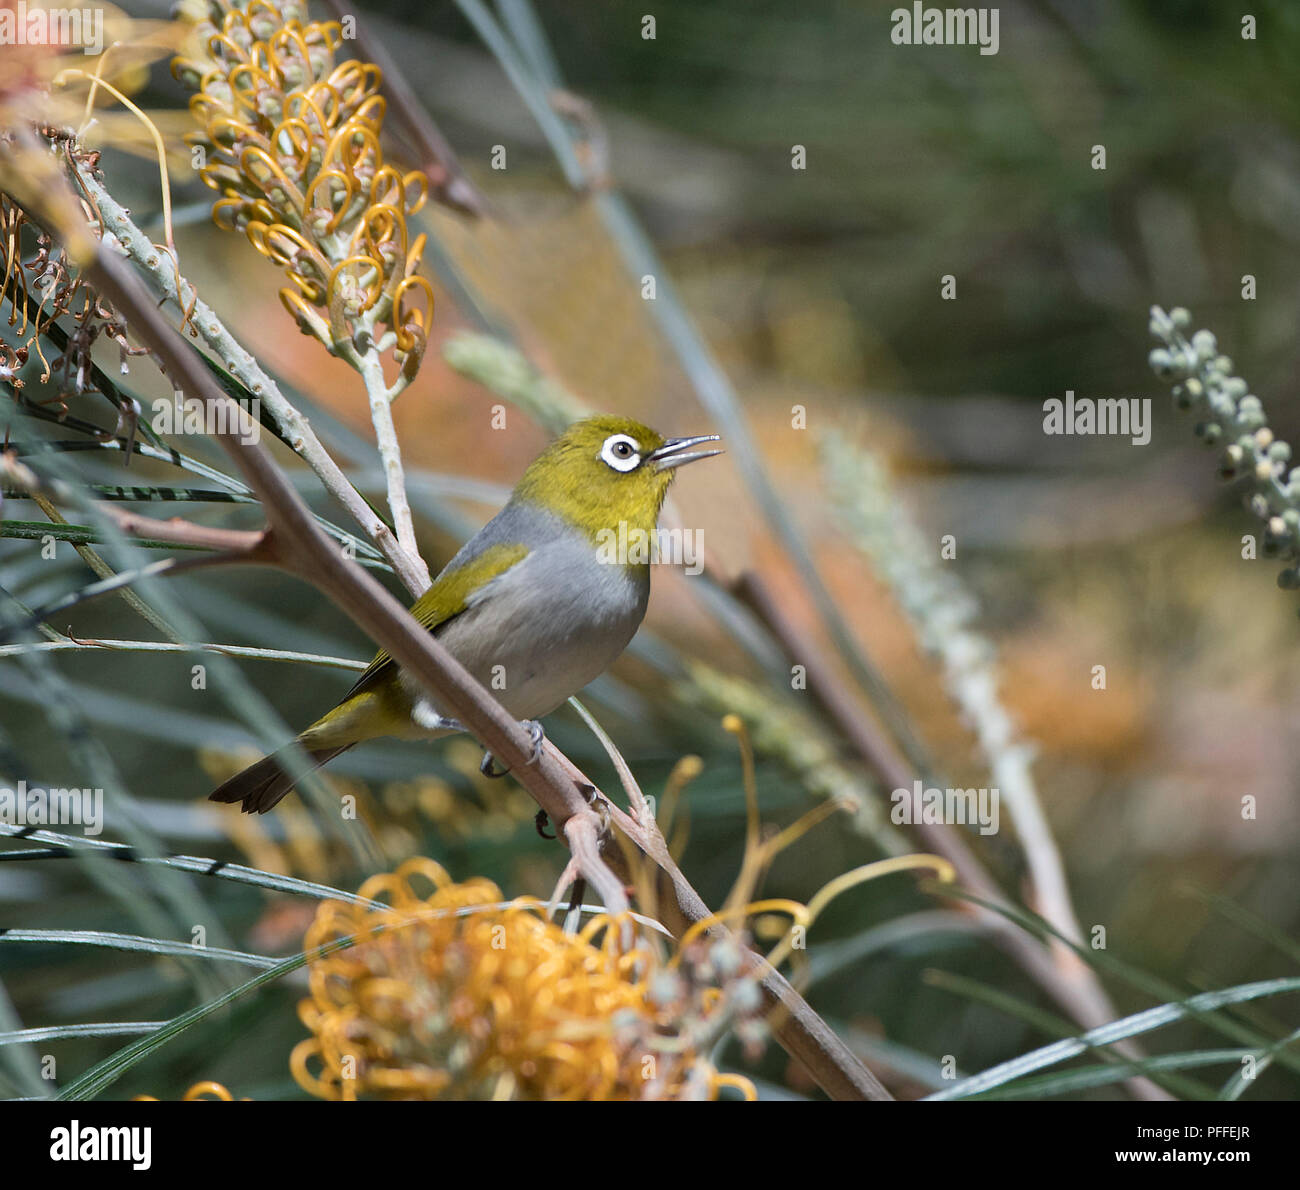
[{"left": 649, "top": 434, "right": 723, "bottom": 472}]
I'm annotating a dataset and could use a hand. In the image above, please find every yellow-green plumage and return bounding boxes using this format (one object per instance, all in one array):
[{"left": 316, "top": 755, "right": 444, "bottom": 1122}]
[{"left": 209, "top": 415, "right": 720, "bottom": 813}]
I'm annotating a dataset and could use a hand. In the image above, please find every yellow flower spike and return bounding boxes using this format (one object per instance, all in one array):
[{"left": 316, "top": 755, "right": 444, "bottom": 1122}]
[{"left": 174, "top": 0, "right": 429, "bottom": 371}]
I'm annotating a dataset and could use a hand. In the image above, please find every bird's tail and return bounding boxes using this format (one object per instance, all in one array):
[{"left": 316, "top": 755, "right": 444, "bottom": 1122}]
[{"left": 208, "top": 743, "right": 353, "bottom": 814}]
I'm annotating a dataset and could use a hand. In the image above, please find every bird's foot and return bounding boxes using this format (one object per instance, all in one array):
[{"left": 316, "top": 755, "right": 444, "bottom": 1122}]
[
  {"left": 479, "top": 720, "right": 546, "bottom": 779},
  {"left": 523, "top": 719, "right": 545, "bottom": 764}
]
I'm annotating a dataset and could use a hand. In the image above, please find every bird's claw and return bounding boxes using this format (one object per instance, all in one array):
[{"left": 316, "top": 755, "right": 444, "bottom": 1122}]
[
  {"left": 479, "top": 720, "right": 546, "bottom": 779},
  {"left": 523, "top": 719, "right": 545, "bottom": 764}
]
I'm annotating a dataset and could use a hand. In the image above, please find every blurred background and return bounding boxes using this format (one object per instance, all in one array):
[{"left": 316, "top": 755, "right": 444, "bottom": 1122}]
[{"left": 3, "top": 0, "right": 1300, "bottom": 1099}]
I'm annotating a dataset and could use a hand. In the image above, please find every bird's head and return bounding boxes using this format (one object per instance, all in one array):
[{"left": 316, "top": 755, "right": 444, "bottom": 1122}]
[{"left": 512, "top": 415, "right": 721, "bottom": 539}]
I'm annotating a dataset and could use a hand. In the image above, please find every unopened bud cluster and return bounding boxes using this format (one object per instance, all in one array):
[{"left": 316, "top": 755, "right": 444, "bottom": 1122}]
[
  {"left": 171, "top": 0, "right": 434, "bottom": 371},
  {"left": 1149, "top": 306, "right": 1300, "bottom": 596}
]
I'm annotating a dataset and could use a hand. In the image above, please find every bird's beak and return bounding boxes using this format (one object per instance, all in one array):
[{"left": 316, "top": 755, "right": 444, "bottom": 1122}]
[{"left": 649, "top": 434, "right": 723, "bottom": 472}]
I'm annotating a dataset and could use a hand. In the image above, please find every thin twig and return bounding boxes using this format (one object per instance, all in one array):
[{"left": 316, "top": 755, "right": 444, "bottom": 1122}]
[
  {"left": 0, "top": 638, "right": 365, "bottom": 668},
  {"left": 351, "top": 346, "right": 421, "bottom": 566}
]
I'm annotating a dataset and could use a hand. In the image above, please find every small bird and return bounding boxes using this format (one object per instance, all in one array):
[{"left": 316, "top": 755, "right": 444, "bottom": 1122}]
[{"left": 209, "top": 414, "right": 722, "bottom": 813}]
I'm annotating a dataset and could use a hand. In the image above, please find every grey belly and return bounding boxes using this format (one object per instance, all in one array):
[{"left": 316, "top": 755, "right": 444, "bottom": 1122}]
[{"left": 400, "top": 542, "right": 648, "bottom": 724}]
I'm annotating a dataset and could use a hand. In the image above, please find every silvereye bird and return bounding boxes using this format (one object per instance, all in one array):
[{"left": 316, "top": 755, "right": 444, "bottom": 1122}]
[{"left": 209, "top": 414, "right": 721, "bottom": 812}]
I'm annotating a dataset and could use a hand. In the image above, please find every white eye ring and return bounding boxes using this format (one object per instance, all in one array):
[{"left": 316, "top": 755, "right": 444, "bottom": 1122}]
[{"left": 600, "top": 433, "right": 642, "bottom": 472}]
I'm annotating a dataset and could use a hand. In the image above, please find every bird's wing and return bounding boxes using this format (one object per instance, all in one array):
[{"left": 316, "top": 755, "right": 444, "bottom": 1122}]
[{"left": 342, "top": 542, "right": 530, "bottom": 699}]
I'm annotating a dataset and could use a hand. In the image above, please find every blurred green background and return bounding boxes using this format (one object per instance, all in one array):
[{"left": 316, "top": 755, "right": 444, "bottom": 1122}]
[{"left": 3, "top": 0, "right": 1300, "bottom": 1099}]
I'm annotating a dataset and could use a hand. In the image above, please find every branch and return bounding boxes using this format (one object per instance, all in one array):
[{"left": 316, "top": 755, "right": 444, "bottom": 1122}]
[
  {"left": 70, "top": 163, "right": 431, "bottom": 597},
  {"left": 80, "top": 230, "right": 887, "bottom": 1103},
  {"left": 346, "top": 339, "right": 422, "bottom": 568},
  {"left": 545, "top": 746, "right": 893, "bottom": 1102}
]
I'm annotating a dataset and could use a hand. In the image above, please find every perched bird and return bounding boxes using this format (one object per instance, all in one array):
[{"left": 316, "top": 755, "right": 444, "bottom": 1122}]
[{"left": 209, "top": 414, "right": 721, "bottom": 813}]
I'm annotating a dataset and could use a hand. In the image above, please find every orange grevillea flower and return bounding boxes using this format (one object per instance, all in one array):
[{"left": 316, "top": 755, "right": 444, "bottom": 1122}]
[
  {"left": 135, "top": 1080, "right": 247, "bottom": 1100},
  {"left": 171, "top": 0, "right": 433, "bottom": 370},
  {"left": 290, "top": 857, "right": 762, "bottom": 1101}
]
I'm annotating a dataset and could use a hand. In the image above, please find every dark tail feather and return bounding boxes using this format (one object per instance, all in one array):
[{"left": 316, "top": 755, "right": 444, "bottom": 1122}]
[{"left": 208, "top": 744, "right": 353, "bottom": 814}]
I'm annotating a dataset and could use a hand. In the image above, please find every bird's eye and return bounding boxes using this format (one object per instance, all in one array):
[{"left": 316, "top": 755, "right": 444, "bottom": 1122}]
[{"left": 600, "top": 434, "right": 641, "bottom": 472}]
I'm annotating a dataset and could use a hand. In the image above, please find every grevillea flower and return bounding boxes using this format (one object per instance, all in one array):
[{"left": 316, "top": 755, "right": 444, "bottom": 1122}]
[
  {"left": 290, "top": 857, "right": 762, "bottom": 1101},
  {"left": 171, "top": 0, "right": 434, "bottom": 375},
  {"left": 135, "top": 1080, "right": 247, "bottom": 1100}
]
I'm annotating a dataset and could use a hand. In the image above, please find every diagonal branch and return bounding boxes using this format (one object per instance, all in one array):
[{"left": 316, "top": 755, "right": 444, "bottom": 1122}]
[{"left": 83, "top": 226, "right": 887, "bottom": 1104}]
